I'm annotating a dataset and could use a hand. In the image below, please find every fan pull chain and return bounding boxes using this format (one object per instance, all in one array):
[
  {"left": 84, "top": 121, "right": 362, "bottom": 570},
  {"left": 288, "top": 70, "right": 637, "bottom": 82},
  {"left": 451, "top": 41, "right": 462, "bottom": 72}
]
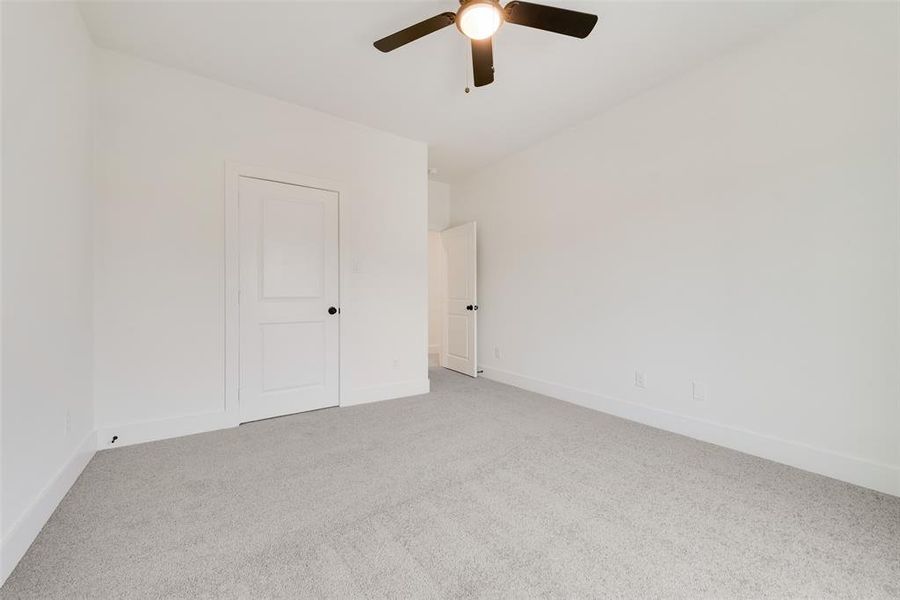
[{"left": 464, "top": 40, "right": 471, "bottom": 94}]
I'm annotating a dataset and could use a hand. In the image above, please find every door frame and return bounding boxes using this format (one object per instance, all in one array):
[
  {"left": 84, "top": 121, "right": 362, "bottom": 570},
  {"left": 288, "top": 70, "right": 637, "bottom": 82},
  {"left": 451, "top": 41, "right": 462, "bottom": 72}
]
[{"left": 224, "top": 161, "right": 346, "bottom": 422}]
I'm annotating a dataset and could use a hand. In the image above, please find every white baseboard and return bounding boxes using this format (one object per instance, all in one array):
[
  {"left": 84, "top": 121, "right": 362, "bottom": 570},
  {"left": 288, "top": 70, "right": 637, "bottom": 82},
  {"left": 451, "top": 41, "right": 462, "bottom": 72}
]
[
  {"left": 341, "top": 378, "right": 430, "bottom": 407},
  {"left": 481, "top": 365, "right": 900, "bottom": 497},
  {"left": 97, "top": 376, "right": 435, "bottom": 449},
  {"left": 97, "top": 411, "right": 237, "bottom": 450},
  {"left": 1, "top": 431, "right": 97, "bottom": 586}
]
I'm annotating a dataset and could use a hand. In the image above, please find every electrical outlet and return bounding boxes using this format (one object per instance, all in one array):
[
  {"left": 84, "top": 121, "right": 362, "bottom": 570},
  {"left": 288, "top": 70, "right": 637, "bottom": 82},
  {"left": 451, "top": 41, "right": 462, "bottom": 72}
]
[
  {"left": 493, "top": 346, "right": 501, "bottom": 360},
  {"left": 692, "top": 380, "right": 708, "bottom": 403},
  {"left": 634, "top": 370, "right": 647, "bottom": 389},
  {"left": 392, "top": 358, "right": 399, "bottom": 368}
]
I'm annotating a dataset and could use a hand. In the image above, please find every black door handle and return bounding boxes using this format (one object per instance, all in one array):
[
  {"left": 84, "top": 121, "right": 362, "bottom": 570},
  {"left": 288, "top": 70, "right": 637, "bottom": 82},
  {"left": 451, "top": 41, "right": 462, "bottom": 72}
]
[
  {"left": 466, "top": 305, "right": 479, "bottom": 311},
  {"left": 328, "top": 306, "right": 338, "bottom": 315}
]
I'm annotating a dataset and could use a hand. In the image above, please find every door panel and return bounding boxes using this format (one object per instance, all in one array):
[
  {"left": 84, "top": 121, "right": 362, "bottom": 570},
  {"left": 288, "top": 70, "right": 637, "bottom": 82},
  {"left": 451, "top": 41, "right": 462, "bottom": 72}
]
[
  {"left": 445, "top": 233, "right": 469, "bottom": 298},
  {"left": 240, "top": 176, "right": 339, "bottom": 422},
  {"left": 261, "top": 321, "right": 325, "bottom": 391},
  {"left": 441, "top": 222, "right": 477, "bottom": 377},
  {"left": 447, "top": 315, "right": 469, "bottom": 359},
  {"left": 261, "top": 198, "right": 324, "bottom": 299}
]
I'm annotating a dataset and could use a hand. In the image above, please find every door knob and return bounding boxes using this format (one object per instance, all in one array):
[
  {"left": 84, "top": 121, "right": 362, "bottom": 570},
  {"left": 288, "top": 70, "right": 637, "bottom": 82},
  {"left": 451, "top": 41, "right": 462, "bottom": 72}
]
[
  {"left": 466, "top": 305, "right": 478, "bottom": 311},
  {"left": 328, "top": 306, "right": 338, "bottom": 315}
]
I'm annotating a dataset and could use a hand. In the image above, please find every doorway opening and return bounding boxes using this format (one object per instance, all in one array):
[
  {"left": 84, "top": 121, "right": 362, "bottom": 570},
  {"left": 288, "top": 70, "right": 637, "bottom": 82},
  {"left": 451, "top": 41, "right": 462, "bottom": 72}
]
[
  {"left": 428, "top": 231, "right": 445, "bottom": 368},
  {"left": 428, "top": 222, "right": 478, "bottom": 377}
]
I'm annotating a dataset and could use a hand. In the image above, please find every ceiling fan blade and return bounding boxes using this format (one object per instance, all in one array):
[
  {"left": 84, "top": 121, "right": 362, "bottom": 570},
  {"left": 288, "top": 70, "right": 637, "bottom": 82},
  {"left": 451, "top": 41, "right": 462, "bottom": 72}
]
[
  {"left": 471, "top": 38, "right": 494, "bottom": 87},
  {"left": 503, "top": 1, "right": 598, "bottom": 39},
  {"left": 374, "top": 12, "right": 456, "bottom": 52}
]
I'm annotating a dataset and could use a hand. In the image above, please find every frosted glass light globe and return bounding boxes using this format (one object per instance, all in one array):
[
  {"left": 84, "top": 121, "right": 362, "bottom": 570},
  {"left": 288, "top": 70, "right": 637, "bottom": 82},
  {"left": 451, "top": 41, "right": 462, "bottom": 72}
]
[{"left": 458, "top": 2, "right": 502, "bottom": 40}]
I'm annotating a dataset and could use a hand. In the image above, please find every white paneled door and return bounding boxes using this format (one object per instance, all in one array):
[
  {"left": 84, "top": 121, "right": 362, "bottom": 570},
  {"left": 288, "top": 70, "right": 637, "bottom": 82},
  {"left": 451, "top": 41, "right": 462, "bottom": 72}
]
[
  {"left": 239, "top": 176, "right": 339, "bottom": 422},
  {"left": 441, "top": 222, "right": 477, "bottom": 377}
]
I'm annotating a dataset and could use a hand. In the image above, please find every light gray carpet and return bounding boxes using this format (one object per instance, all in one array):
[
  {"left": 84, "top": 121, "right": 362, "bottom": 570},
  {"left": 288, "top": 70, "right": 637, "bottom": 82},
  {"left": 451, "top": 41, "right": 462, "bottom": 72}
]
[{"left": 3, "top": 369, "right": 899, "bottom": 599}]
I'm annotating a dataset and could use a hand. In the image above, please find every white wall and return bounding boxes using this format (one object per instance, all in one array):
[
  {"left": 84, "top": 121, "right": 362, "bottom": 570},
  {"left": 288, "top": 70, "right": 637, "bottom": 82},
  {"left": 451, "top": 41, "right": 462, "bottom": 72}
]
[
  {"left": 428, "top": 180, "right": 451, "bottom": 232},
  {"left": 93, "top": 49, "right": 428, "bottom": 445},
  {"left": 452, "top": 4, "right": 900, "bottom": 496},
  {"left": 1, "top": 2, "right": 97, "bottom": 582}
]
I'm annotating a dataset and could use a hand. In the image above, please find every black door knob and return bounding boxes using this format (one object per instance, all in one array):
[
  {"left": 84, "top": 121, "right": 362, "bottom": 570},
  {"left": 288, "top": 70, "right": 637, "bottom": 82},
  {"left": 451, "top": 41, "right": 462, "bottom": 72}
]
[
  {"left": 328, "top": 306, "right": 337, "bottom": 315},
  {"left": 466, "top": 305, "right": 473, "bottom": 311}
]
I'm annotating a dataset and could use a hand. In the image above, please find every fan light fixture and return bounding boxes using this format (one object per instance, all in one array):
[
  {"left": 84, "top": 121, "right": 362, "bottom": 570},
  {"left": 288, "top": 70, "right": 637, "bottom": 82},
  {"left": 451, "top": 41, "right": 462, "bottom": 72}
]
[
  {"left": 457, "top": 1, "right": 502, "bottom": 40},
  {"left": 373, "top": 1, "right": 599, "bottom": 88}
]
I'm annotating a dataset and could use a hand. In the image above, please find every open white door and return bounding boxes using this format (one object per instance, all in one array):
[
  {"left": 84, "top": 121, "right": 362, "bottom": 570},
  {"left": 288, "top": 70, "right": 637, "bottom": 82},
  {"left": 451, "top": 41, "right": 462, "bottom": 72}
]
[
  {"left": 441, "top": 222, "right": 477, "bottom": 377},
  {"left": 239, "top": 176, "right": 340, "bottom": 422}
]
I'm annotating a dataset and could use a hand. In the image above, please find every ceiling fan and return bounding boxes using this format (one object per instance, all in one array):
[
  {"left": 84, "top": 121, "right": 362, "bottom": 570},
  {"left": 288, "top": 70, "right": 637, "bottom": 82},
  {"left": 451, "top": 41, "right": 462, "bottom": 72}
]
[{"left": 374, "top": 0, "right": 598, "bottom": 88}]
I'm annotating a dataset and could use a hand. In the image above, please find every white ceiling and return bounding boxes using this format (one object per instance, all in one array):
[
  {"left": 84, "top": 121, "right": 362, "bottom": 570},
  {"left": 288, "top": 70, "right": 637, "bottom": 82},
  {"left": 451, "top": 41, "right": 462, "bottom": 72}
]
[{"left": 79, "top": 1, "right": 817, "bottom": 182}]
